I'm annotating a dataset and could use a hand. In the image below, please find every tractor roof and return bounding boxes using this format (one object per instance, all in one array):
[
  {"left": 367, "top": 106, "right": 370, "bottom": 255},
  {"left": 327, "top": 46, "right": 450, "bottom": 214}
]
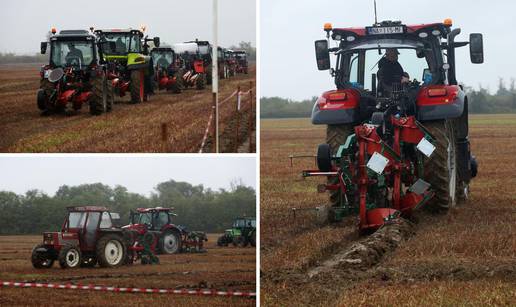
[
  {"left": 94, "top": 28, "right": 143, "bottom": 36},
  {"left": 66, "top": 206, "right": 109, "bottom": 212},
  {"left": 151, "top": 46, "right": 174, "bottom": 52},
  {"left": 234, "top": 50, "right": 246, "bottom": 54},
  {"left": 135, "top": 207, "right": 174, "bottom": 213},
  {"left": 329, "top": 20, "right": 451, "bottom": 41},
  {"left": 51, "top": 30, "right": 94, "bottom": 40},
  {"left": 184, "top": 40, "right": 210, "bottom": 46}
]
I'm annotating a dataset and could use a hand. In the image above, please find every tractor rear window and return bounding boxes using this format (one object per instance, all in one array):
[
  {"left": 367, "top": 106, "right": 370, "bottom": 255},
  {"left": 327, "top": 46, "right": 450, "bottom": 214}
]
[
  {"left": 50, "top": 40, "right": 94, "bottom": 67},
  {"left": 103, "top": 33, "right": 141, "bottom": 55},
  {"left": 68, "top": 212, "right": 87, "bottom": 228},
  {"left": 152, "top": 52, "right": 173, "bottom": 68}
]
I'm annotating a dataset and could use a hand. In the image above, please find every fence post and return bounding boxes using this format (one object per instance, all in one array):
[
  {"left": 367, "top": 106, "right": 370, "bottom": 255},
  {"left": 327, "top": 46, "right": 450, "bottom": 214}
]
[
  {"left": 161, "top": 123, "right": 168, "bottom": 152},
  {"left": 235, "top": 85, "right": 241, "bottom": 152},
  {"left": 248, "top": 81, "right": 253, "bottom": 152}
]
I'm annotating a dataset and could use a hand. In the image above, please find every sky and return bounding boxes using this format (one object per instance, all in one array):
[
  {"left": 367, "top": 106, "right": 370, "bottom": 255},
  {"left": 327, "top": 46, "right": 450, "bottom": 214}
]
[
  {"left": 0, "top": 0, "right": 256, "bottom": 54},
  {"left": 0, "top": 155, "right": 256, "bottom": 196},
  {"left": 261, "top": 0, "right": 516, "bottom": 100}
]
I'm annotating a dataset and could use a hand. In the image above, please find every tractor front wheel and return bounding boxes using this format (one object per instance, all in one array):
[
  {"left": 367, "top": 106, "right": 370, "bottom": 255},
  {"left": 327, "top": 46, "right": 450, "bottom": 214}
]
[
  {"left": 423, "top": 119, "right": 457, "bottom": 211},
  {"left": 130, "top": 69, "right": 145, "bottom": 103},
  {"left": 58, "top": 245, "right": 82, "bottom": 269},
  {"left": 96, "top": 234, "right": 126, "bottom": 268},
  {"left": 31, "top": 244, "right": 54, "bottom": 269},
  {"left": 159, "top": 231, "right": 181, "bottom": 254}
]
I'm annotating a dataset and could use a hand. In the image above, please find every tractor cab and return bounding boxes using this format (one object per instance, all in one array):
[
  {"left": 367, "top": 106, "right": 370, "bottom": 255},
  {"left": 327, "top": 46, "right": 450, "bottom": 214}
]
[
  {"left": 313, "top": 19, "right": 484, "bottom": 124},
  {"left": 218, "top": 217, "right": 256, "bottom": 247},
  {"left": 41, "top": 30, "right": 98, "bottom": 70},
  {"left": 234, "top": 50, "right": 247, "bottom": 62},
  {"left": 128, "top": 207, "right": 178, "bottom": 232},
  {"left": 151, "top": 47, "right": 177, "bottom": 70}
]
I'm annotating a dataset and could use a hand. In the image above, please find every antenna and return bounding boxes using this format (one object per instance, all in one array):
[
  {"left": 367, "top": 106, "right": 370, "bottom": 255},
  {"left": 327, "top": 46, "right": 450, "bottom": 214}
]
[{"left": 374, "top": 0, "right": 378, "bottom": 25}]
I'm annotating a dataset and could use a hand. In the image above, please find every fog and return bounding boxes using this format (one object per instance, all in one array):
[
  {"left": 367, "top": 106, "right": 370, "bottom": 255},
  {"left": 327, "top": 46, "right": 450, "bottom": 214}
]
[{"left": 0, "top": 0, "right": 256, "bottom": 53}]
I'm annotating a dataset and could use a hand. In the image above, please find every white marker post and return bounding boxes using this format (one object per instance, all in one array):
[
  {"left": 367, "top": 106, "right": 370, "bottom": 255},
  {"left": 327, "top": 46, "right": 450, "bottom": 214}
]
[{"left": 212, "top": 0, "right": 219, "bottom": 153}]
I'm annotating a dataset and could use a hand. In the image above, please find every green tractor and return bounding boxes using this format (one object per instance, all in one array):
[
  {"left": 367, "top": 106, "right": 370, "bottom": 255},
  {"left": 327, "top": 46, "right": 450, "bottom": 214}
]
[
  {"left": 217, "top": 217, "right": 256, "bottom": 247},
  {"left": 93, "top": 28, "right": 159, "bottom": 103}
]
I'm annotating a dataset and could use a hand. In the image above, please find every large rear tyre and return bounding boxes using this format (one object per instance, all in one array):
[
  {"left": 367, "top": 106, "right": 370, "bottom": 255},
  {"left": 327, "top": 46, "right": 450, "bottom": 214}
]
[
  {"left": 326, "top": 124, "right": 355, "bottom": 209},
  {"left": 206, "top": 66, "right": 212, "bottom": 85},
  {"left": 423, "top": 120, "right": 457, "bottom": 211},
  {"left": 171, "top": 69, "right": 184, "bottom": 94},
  {"left": 31, "top": 244, "right": 54, "bottom": 269},
  {"left": 130, "top": 69, "right": 144, "bottom": 103},
  {"left": 159, "top": 231, "right": 181, "bottom": 254},
  {"left": 196, "top": 74, "right": 206, "bottom": 90},
  {"left": 90, "top": 75, "right": 108, "bottom": 115},
  {"left": 58, "top": 245, "right": 82, "bottom": 269},
  {"left": 96, "top": 234, "right": 126, "bottom": 268}
]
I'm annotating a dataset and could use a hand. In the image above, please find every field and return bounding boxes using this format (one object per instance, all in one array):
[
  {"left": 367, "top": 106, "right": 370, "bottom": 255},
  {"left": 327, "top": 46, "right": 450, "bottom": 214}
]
[
  {"left": 260, "top": 115, "right": 516, "bottom": 306},
  {"left": 0, "top": 234, "right": 255, "bottom": 306},
  {"left": 0, "top": 64, "right": 255, "bottom": 153}
]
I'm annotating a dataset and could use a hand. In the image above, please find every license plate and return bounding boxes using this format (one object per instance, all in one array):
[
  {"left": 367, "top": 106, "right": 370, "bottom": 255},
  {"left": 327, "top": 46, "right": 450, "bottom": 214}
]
[{"left": 367, "top": 26, "right": 404, "bottom": 35}]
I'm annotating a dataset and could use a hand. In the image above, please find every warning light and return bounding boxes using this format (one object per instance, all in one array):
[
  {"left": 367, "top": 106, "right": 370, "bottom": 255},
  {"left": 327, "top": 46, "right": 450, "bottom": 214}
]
[
  {"left": 443, "top": 18, "right": 453, "bottom": 27},
  {"left": 324, "top": 23, "right": 333, "bottom": 31},
  {"left": 51, "top": 27, "right": 57, "bottom": 34},
  {"left": 140, "top": 24, "right": 147, "bottom": 32}
]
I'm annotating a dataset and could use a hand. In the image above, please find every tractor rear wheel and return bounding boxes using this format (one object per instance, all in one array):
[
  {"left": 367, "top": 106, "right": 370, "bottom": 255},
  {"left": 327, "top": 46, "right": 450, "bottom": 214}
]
[
  {"left": 171, "top": 69, "right": 184, "bottom": 94},
  {"left": 206, "top": 66, "right": 212, "bottom": 85},
  {"left": 31, "top": 244, "right": 54, "bottom": 269},
  {"left": 326, "top": 124, "right": 355, "bottom": 210},
  {"left": 423, "top": 119, "right": 457, "bottom": 211},
  {"left": 159, "top": 231, "right": 181, "bottom": 254},
  {"left": 96, "top": 234, "right": 126, "bottom": 268},
  {"left": 58, "top": 245, "right": 82, "bottom": 269},
  {"left": 130, "top": 69, "right": 144, "bottom": 103},
  {"left": 217, "top": 236, "right": 227, "bottom": 247},
  {"left": 90, "top": 75, "right": 108, "bottom": 115},
  {"left": 250, "top": 232, "right": 256, "bottom": 247},
  {"left": 196, "top": 74, "right": 206, "bottom": 90}
]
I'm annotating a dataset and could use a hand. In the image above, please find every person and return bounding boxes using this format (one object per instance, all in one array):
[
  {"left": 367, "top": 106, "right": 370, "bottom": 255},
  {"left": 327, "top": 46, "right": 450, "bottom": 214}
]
[
  {"left": 377, "top": 48, "right": 410, "bottom": 95},
  {"left": 65, "top": 43, "right": 84, "bottom": 65},
  {"left": 115, "top": 37, "right": 126, "bottom": 53}
]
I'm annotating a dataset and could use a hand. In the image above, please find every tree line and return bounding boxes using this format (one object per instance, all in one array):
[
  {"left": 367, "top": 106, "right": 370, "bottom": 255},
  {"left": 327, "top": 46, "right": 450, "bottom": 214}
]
[
  {"left": 0, "top": 180, "right": 255, "bottom": 235},
  {"left": 261, "top": 79, "right": 516, "bottom": 118}
]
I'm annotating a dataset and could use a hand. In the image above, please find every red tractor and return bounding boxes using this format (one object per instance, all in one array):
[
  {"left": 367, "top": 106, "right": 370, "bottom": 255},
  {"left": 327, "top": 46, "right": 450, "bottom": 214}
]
[
  {"left": 151, "top": 46, "right": 184, "bottom": 93},
  {"left": 302, "top": 19, "right": 482, "bottom": 233},
  {"left": 234, "top": 50, "right": 248, "bottom": 74},
  {"left": 37, "top": 29, "right": 113, "bottom": 115},
  {"left": 31, "top": 206, "right": 128, "bottom": 269},
  {"left": 124, "top": 207, "right": 207, "bottom": 254},
  {"left": 224, "top": 49, "right": 237, "bottom": 77},
  {"left": 172, "top": 42, "right": 210, "bottom": 90}
]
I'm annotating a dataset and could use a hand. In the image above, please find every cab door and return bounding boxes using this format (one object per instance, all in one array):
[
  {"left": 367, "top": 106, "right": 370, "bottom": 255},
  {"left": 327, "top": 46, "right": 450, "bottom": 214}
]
[{"left": 84, "top": 212, "right": 100, "bottom": 250}]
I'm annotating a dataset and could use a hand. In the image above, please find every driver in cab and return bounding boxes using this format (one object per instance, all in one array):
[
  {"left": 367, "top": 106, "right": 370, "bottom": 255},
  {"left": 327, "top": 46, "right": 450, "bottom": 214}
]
[
  {"left": 65, "top": 43, "right": 84, "bottom": 65},
  {"left": 377, "top": 48, "right": 410, "bottom": 95}
]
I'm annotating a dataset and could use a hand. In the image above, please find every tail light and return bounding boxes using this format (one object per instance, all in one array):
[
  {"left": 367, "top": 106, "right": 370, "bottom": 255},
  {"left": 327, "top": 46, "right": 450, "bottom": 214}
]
[
  {"left": 427, "top": 88, "right": 447, "bottom": 97},
  {"left": 317, "top": 89, "right": 359, "bottom": 110}
]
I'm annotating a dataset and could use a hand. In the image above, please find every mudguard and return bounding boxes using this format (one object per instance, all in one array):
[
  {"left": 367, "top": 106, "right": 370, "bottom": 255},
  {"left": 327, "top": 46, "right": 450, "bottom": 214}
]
[
  {"left": 416, "top": 85, "right": 465, "bottom": 121},
  {"left": 311, "top": 89, "right": 360, "bottom": 125}
]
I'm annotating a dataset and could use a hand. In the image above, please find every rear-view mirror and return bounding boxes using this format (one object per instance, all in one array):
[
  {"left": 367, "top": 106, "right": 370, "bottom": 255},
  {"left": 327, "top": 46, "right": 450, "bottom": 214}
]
[
  {"left": 40, "top": 42, "right": 47, "bottom": 55},
  {"left": 153, "top": 37, "right": 160, "bottom": 48},
  {"left": 469, "top": 33, "right": 484, "bottom": 64},
  {"left": 315, "top": 40, "right": 330, "bottom": 71}
]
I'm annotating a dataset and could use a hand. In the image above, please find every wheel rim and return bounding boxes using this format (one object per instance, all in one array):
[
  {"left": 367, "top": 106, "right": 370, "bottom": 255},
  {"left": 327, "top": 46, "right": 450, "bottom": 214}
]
[
  {"left": 104, "top": 240, "right": 123, "bottom": 265},
  {"left": 66, "top": 249, "right": 80, "bottom": 267},
  {"left": 446, "top": 122, "right": 457, "bottom": 207},
  {"left": 163, "top": 234, "right": 178, "bottom": 253}
]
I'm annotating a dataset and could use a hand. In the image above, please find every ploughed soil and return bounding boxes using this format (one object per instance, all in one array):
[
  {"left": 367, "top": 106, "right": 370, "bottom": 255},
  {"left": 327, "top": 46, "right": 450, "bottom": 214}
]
[
  {"left": 0, "top": 64, "right": 255, "bottom": 153},
  {"left": 0, "top": 234, "right": 256, "bottom": 306},
  {"left": 260, "top": 116, "right": 516, "bottom": 306}
]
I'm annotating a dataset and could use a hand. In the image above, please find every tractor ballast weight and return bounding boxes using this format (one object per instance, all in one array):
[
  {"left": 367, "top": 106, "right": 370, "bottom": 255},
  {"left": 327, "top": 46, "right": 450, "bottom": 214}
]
[
  {"left": 217, "top": 217, "right": 256, "bottom": 247},
  {"left": 93, "top": 28, "right": 160, "bottom": 103},
  {"left": 303, "top": 19, "right": 483, "bottom": 232},
  {"left": 37, "top": 29, "right": 114, "bottom": 115}
]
